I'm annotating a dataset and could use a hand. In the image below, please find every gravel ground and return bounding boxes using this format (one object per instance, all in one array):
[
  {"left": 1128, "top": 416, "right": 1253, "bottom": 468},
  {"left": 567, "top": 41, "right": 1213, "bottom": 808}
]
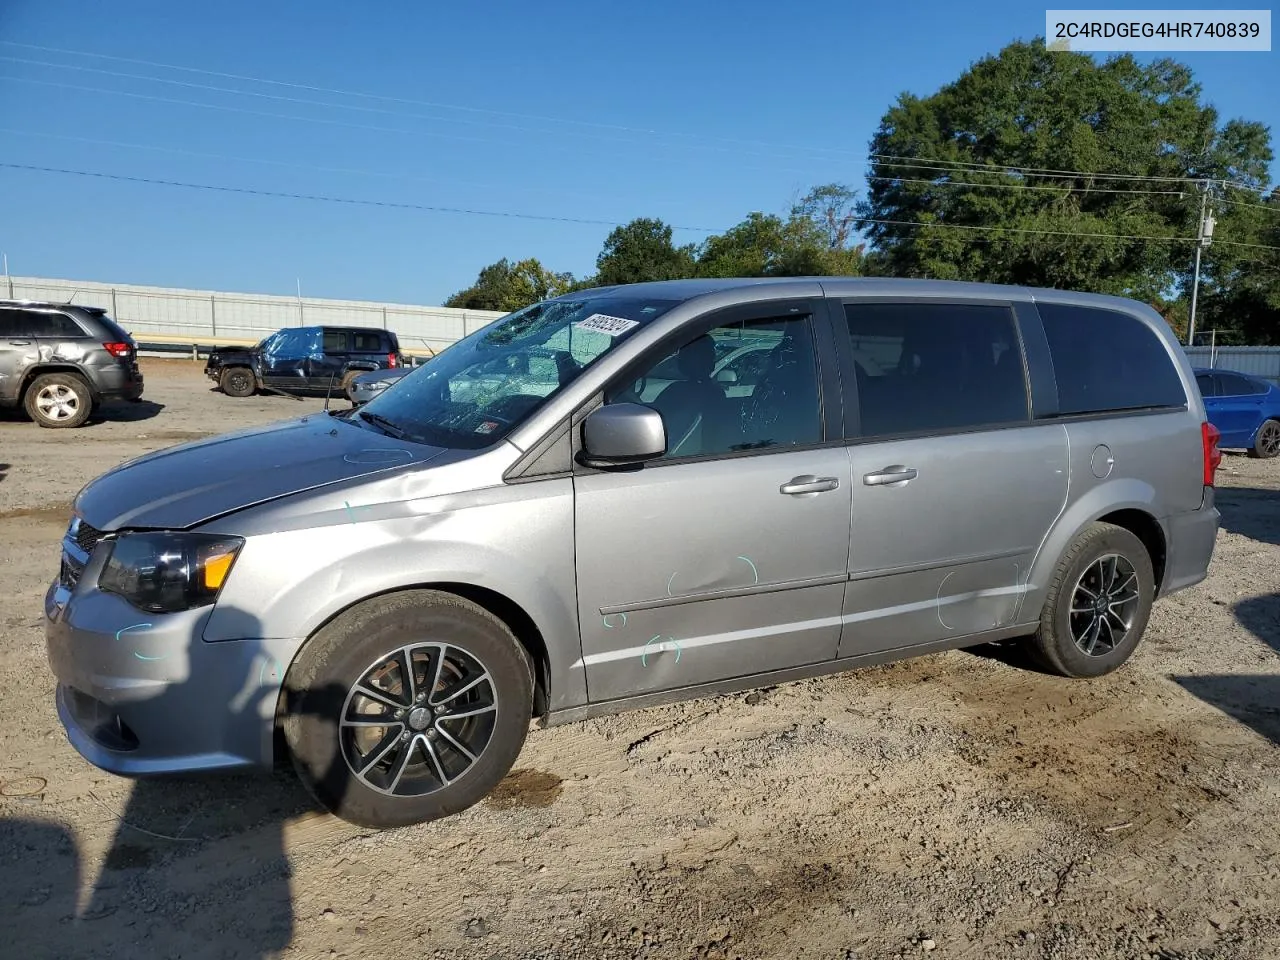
[{"left": 2, "top": 358, "right": 1278, "bottom": 960}]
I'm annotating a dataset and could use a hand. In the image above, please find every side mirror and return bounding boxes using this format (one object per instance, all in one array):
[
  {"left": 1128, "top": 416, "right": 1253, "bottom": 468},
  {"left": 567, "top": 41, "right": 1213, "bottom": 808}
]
[
  {"left": 580, "top": 403, "right": 666, "bottom": 467},
  {"left": 715, "top": 368, "right": 738, "bottom": 385}
]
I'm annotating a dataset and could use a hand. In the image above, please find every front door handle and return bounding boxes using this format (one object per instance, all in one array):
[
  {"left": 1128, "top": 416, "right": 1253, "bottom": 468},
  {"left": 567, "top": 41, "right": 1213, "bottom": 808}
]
[
  {"left": 780, "top": 475, "right": 840, "bottom": 496},
  {"left": 864, "top": 465, "right": 918, "bottom": 486},
  {"left": 6, "top": 339, "right": 32, "bottom": 346}
]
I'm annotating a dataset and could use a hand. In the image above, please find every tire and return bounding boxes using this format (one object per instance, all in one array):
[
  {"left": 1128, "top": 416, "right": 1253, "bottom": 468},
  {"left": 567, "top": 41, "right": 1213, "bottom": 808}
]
[
  {"left": 219, "top": 366, "right": 256, "bottom": 398},
  {"left": 24, "top": 372, "right": 93, "bottom": 428},
  {"left": 1030, "top": 522, "right": 1155, "bottom": 679},
  {"left": 1248, "top": 419, "right": 1280, "bottom": 459},
  {"left": 339, "top": 370, "right": 361, "bottom": 401},
  {"left": 281, "top": 590, "right": 534, "bottom": 828}
]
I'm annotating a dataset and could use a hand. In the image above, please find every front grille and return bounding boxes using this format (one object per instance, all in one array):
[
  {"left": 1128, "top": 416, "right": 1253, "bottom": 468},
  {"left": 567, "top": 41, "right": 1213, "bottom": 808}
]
[{"left": 73, "top": 519, "right": 105, "bottom": 554}]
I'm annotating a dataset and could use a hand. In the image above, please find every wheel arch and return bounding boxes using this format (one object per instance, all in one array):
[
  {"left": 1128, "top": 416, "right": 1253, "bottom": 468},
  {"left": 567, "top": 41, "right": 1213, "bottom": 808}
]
[
  {"left": 21, "top": 364, "right": 97, "bottom": 401},
  {"left": 1023, "top": 479, "right": 1170, "bottom": 619},
  {"left": 272, "top": 582, "right": 554, "bottom": 737}
]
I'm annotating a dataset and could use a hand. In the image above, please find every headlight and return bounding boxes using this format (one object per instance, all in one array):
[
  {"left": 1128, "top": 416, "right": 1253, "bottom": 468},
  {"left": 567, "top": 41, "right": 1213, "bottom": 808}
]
[{"left": 98, "top": 532, "right": 244, "bottom": 614}]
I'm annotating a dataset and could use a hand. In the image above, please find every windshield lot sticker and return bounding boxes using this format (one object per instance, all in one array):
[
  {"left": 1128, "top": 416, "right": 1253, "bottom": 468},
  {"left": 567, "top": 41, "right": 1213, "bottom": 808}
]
[
  {"left": 475, "top": 420, "right": 501, "bottom": 434},
  {"left": 574, "top": 314, "right": 639, "bottom": 337}
]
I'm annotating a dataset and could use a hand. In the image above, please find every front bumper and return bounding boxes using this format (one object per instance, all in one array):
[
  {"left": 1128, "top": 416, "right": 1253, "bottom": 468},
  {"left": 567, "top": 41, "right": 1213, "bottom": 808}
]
[{"left": 44, "top": 578, "right": 300, "bottom": 777}]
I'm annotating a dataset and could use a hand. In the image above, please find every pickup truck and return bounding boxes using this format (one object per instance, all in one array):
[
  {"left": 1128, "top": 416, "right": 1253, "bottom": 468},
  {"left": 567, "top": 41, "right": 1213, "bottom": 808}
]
[{"left": 206, "top": 325, "right": 406, "bottom": 399}]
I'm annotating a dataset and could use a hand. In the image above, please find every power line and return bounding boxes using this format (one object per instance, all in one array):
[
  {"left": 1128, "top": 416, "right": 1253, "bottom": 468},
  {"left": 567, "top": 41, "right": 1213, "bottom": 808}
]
[
  {"left": 0, "top": 75, "right": 840, "bottom": 180},
  {"left": 869, "top": 155, "right": 1209, "bottom": 186},
  {"left": 867, "top": 173, "right": 1187, "bottom": 197},
  {"left": 7, "top": 39, "right": 1269, "bottom": 195},
  {"left": 1214, "top": 192, "right": 1280, "bottom": 214},
  {"left": 855, "top": 214, "right": 1195, "bottom": 243},
  {"left": 0, "top": 39, "right": 865, "bottom": 161},
  {"left": 5, "top": 160, "right": 1276, "bottom": 254},
  {"left": 0, "top": 160, "right": 719, "bottom": 231},
  {"left": 0, "top": 127, "right": 642, "bottom": 206},
  {"left": 855, "top": 213, "right": 1280, "bottom": 253},
  {"left": 0, "top": 54, "right": 848, "bottom": 165}
]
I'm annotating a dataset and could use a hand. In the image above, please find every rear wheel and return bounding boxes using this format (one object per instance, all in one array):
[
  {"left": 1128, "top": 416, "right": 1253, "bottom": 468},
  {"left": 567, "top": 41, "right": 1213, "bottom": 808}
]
[
  {"left": 1030, "top": 522, "right": 1155, "bottom": 679},
  {"left": 281, "top": 590, "right": 534, "bottom": 828},
  {"left": 24, "top": 372, "right": 92, "bottom": 428},
  {"left": 219, "top": 366, "right": 256, "bottom": 398},
  {"left": 1249, "top": 419, "right": 1280, "bottom": 459}
]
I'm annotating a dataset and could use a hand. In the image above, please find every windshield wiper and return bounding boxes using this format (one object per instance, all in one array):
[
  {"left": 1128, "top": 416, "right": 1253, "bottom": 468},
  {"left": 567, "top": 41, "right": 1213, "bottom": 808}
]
[{"left": 357, "top": 410, "right": 412, "bottom": 440}]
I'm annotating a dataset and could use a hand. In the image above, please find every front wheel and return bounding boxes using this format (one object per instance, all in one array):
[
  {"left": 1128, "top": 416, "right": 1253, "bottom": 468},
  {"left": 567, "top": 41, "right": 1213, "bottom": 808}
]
[
  {"left": 281, "top": 590, "right": 534, "bottom": 828},
  {"left": 1249, "top": 419, "right": 1280, "bottom": 459},
  {"left": 1030, "top": 522, "right": 1155, "bottom": 679}
]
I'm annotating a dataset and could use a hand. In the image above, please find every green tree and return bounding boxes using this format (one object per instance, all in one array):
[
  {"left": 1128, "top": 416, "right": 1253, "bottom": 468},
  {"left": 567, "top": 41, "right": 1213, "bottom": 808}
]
[
  {"left": 593, "top": 218, "right": 698, "bottom": 287},
  {"left": 444, "top": 257, "right": 575, "bottom": 312},
  {"left": 859, "top": 40, "right": 1274, "bottom": 313},
  {"left": 697, "top": 185, "right": 865, "bottom": 279},
  {"left": 789, "top": 183, "right": 865, "bottom": 275}
]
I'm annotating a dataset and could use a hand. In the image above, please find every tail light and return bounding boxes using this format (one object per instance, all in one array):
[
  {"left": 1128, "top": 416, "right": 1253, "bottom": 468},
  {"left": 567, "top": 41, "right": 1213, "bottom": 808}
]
[
  {"left": 103, "top": 341, "right": 133, "bottom": 359},
  {"left": 1201, "top": 421, "right": 1222, "bottom": 486},
  {"left": 387, "top": 353, "right": 399, "bottom": 368}
]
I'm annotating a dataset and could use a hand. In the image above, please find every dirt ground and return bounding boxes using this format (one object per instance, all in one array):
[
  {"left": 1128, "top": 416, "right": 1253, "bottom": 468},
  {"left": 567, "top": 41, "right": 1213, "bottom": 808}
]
[{"left": 2, "top": 358, "right": 1278, "bottom": 960}]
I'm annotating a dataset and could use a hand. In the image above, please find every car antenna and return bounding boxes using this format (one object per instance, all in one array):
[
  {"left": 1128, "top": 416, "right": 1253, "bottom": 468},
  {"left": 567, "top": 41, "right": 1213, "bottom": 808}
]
[
  {"left": 63, "top": 289, "right": 80, "bottom": 305},
  {"left": 323, "top": 372, "right": 337, "bottom": 412}
]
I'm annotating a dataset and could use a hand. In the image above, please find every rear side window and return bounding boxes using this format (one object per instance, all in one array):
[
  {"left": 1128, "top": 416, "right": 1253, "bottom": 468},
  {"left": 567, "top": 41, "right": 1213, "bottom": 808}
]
[
  {"left": 350, "top": 331, "right": 384, "bottom": 352},
  {"left": 0, "top": 307, "right": 33, "bottom": 337},
  {"left": 1215, "top": 372, "right": 1266, "bottom": 397},
  {"left": 1037, "top": 303, "right": 1186, "bottom": 415},
  {"left": 322, "top": 330, "right": 348, "bottom": 352},
  {"left": 844, "top": 301, "right": 1029, "bottom": 438},
  {"left": 28, "top": 312, "right": 86, "bottom": 338},
  {"left": 1195, "top": 373, "right": 1217, "bottom": 397}
]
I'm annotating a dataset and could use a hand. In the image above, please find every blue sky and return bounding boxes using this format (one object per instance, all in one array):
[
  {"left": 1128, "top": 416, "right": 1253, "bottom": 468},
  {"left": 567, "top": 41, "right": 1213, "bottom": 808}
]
[{"left": 1, "top": 0, "right": 1276, "bottom": 305}]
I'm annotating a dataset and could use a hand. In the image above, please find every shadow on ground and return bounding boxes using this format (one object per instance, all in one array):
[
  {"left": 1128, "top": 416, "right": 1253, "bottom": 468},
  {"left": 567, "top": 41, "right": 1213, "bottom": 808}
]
[
  {"left": 1172, "top": 591, "right": 1280, "bottom": 749},
  {"left": 0, "top": 606, "right": 352, "bottom": 959},
  {"left": 0, "top": 462, "right": 8, "bottom": 483},
  {"left": 1216, "top": 485, "right": 1280, "bottom": 546},
  {"left": 90, "top": 400, "right": 166, "bottom": 425}
]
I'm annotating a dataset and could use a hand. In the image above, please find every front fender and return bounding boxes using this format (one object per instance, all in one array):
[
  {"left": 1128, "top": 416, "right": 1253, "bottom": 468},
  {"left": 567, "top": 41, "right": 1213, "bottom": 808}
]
[
  {"left": 202, "top": 479, "right": 586, "bottom": 711},
  {"left": 1020, "top": 476, "right": 1165, "bottom": 621}
]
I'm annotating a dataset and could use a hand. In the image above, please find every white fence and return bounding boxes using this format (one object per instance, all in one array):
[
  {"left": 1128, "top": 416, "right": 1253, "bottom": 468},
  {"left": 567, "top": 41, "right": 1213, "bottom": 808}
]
[{"left": 2, "top": 275, "right": 506, "bottom": 356}]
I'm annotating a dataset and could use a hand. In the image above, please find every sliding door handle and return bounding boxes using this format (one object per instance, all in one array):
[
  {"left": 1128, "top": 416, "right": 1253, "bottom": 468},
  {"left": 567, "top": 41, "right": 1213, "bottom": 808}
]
[
  {"left": 780, "top": 475, "right": 840, "bottom": 495},
  {"left": 863, "top": 465, "right": 918, "bottom": 486}
]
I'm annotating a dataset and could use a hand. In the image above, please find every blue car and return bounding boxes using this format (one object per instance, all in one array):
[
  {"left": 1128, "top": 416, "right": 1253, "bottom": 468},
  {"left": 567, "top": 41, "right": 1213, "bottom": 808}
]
[{"left": 1194, "top": 367, "right": 1280, "bottom": 459}]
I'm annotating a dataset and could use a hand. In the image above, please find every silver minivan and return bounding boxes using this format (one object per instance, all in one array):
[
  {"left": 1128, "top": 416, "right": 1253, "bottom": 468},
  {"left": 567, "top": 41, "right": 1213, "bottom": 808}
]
[{"left": 45, "top": 278, "right": 1223, "bottom": 828}]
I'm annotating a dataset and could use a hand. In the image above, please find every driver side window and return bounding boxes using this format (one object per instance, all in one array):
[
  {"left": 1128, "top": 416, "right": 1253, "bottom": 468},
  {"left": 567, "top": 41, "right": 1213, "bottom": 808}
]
[{"left": 608, "top": 315, "right": 822, "bottom": 460}]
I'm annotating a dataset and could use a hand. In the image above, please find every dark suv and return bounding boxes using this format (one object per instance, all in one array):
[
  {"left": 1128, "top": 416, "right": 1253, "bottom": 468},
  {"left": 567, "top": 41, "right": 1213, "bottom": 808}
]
[
  {"left": 205, "top": 325, "right": 405, "bottom": 399},
  {"left": 0, "top": 300, "right": 144, "bottom": 428}
]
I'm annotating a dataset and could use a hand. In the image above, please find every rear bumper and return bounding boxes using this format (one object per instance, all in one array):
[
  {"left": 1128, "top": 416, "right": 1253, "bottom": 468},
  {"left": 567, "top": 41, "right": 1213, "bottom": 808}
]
[
  {"left": 1161, "top": 489, "right": 1221, "bottom": 596},
  {"left": 94, "top": 364, "right": 144, "bottom": 401}
]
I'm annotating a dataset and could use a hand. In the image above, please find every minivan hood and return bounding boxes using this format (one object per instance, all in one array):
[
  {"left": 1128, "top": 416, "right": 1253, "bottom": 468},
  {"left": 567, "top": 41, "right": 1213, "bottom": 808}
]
[{"left": 74, "top": 414, "right": 446, "bottom": 530}]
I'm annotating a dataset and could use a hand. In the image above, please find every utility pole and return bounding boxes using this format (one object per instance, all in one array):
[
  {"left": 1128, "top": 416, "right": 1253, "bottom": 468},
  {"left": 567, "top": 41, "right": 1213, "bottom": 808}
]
[{"left": 1187, "top": 181, "right": 1216, "bottom": 346}]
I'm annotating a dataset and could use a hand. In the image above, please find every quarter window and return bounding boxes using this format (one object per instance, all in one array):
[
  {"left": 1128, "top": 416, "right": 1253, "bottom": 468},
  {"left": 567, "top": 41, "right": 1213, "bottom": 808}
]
[
  {"left": 1195, "top": 373, "right": 1217, "bottom": 397},
  {"left": 843, "top": 301, "right": 1029, "bottom": 438},
  {"left": 1215, "top": 372, "right": 1264, "bottom": 397},
  {"left": 28, "top": 312, "right": 85, "bottom": 338},
  {"left": 607, "top": 315, "right": 822, "bottom": 460},
  {"left": 351, "top": 331, "right": 383, "bottom": 352},
  {"left": 1037, "top": 303, "right": 1186, "bottom": 414}
]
